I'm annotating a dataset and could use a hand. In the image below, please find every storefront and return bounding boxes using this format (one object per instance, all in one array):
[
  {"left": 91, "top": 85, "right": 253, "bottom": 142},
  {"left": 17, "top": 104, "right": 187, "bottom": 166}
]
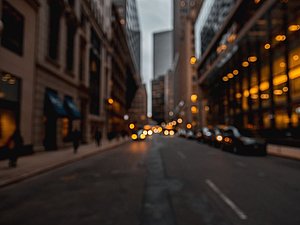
[
  {"left": 43, "top": 89, "right": 81, "bottom": 150},
  {"left": 0, "top": 72, "right": 21, "bottom": 158}
]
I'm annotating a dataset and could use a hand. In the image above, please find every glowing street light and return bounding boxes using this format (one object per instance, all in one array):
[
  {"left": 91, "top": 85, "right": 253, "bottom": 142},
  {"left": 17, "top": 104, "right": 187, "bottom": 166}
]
[
  {"left": 190, "top": 56, "right": 197, "bottom": 65},
  {"left": 129, "top": 123, "right": 135, "bottom": 129},
  {"left": 190, "top": 94, "right": 198, "bottom": 102},
  {"left": 108, "top": 98, "right": 114, "bottom": 104}
]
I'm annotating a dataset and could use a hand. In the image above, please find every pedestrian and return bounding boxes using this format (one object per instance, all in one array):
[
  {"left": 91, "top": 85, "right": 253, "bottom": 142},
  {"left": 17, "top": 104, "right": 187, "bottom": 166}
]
[
  {"left": 6, "top": 128, "right": 23, "bottom": 168},
  {"left": 72, "top": 128, "right": 81, "bottom": 154},
  {"left": 95, "top": 128, "right": 102, "bottom": 147}
]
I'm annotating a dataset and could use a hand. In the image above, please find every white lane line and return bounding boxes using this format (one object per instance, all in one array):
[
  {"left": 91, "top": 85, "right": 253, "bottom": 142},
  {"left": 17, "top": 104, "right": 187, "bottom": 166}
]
[
  {"left": 177, "top": 151, "right": 186, "bottom": 159},
  {"left": 205, "top": 179, "right": 248, "bottom": 220}
]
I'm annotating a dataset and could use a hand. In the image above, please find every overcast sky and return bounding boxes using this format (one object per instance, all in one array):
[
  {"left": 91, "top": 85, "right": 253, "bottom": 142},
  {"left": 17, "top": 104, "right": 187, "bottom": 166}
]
[{"left": 136, "top": 0, "right": 172, "bottom": 115}]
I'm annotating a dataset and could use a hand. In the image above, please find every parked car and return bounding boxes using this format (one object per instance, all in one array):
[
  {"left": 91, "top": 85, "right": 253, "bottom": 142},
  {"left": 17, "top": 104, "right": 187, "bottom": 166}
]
[
  {"left": 201, "top": 127, "right": 214, "bottom": 144},
  {"left": 186, "top": 130, "right": 195, "bottom": 139},
  {"left": 221, "top": 126, "right": 267, "bottom": 155},
  {"left": 178, "top": 129, "right": 187, "bottom": 138},
  {"left": 211, "top": 126, "right": 224, "bottom": 147}
]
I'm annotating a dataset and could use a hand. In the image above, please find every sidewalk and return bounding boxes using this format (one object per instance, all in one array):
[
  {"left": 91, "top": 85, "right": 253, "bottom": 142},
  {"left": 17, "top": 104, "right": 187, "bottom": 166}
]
[{"left": 0, "top": 138, "right": 130, "bottom": 188}]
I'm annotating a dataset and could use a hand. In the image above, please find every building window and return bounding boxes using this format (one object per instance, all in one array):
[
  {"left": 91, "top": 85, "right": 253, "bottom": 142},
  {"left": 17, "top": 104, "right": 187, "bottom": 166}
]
[
  {"left": 1, "top": 1, "right": 24, "bottom": 55},
  {"left": 66, "top": 24, "right": 76, "bottom": 72},
  {"left": 79, "top": 38, "right": 86, "bottom": 82},
  {"left": 48, "top": 1, "right": 61, "bottom": 61}
]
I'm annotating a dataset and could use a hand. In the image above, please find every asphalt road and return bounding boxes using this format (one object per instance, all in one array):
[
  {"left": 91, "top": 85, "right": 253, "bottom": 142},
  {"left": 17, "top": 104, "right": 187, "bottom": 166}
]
[{"left": 0, "top": 135, "right": 300, "bottom": 225}]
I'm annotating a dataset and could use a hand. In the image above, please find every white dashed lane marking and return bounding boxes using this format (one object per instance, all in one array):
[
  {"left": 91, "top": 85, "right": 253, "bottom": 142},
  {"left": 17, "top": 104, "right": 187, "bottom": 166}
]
[{"left": 206, "top": 179, "right": 248, "bottom": 220}]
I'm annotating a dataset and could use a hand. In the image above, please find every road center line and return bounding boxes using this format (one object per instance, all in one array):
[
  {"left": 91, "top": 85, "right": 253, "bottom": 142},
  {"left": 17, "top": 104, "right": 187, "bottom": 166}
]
[
  {"left": 177, "top": 151, "right": 186, "bottom": 159},
  {"left": 205, "top": 179, "right": 248, "bottom": 220}
]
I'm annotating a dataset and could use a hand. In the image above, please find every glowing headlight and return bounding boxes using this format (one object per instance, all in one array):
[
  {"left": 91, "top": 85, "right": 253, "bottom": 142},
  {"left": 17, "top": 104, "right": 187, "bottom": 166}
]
[
  {"left": 164, "top": 130, "right": 169, "bottom": 135},
  {"left": 216, "top": 135, "right": 223, "bottom": 142},
  {"left": 169, "top": 130, "right": 175, "bottom": 136},
  {"left": 140, "top": 134, "right": 146, "bottom": 139},
  {"left": 147, "top": 130, "right": 153, "bottom": 135},
  {"left": 143, "top": 130, "right": 148, "bottom": 135},
  {"left": 131, "top": 134, "right": 137, "bottom": 140}
]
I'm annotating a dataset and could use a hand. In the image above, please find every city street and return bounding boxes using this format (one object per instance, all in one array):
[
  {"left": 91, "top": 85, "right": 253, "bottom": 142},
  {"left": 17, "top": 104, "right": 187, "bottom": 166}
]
[{"left": 0, "top": 135, "right": 300, "bottom": 225}]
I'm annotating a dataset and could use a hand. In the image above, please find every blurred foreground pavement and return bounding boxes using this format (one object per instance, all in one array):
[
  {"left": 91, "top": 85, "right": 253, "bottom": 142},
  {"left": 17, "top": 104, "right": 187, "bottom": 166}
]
[{"left": 0, "top": 135, "right": 300, "bottom": 225}]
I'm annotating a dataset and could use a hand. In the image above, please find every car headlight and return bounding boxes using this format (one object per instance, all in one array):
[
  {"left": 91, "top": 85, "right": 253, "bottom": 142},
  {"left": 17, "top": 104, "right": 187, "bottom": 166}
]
[
  {"left": 131, "top": 134, "right": 137, "bottom": 140},
  {"left": 140, "top": 134, "right": 146, "bottom": 139},
  {"left": 216, "top": 135, "right": 223, "bottom": 142}
]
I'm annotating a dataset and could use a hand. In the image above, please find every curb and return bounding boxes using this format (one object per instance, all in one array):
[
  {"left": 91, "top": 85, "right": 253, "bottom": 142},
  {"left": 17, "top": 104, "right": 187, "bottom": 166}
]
[
  {"left": 267, "top": 144, "right": 300, "bottom": 161},
  {"left": 0, "top": 140, "right": 130, "bottom": 189}
]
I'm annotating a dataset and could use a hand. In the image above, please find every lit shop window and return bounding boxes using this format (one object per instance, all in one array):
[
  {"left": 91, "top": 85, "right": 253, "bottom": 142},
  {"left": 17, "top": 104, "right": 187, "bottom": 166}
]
[
  {"left": 0, "top": 109, "right": 16, "bottom": 148},
  {"left": 62, "top": 117, "right": 69, "bottom": 139}
]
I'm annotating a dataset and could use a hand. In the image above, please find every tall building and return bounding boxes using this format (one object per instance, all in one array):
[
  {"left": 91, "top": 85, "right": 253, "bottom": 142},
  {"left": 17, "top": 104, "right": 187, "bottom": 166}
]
[
  {"left": 153, "top": 30, "right": 173, "bottom": 79},
  {"left": 196, "top": 0, "right": 300, "bottom": 140},
  {"left": 129, "top": 84, "right": 148, "bottom": 128},
  {"left": 109, "top": 3, "right": 140, "bottom": 139},
  {"left": 172, "top": 0, "right": 202, "bottom": 128},
  {"left": 152, "top": 76, "right": 165, "bottom": 124},
  {"left": 113, "top": 0, "right": 141, "bottom": 72}
]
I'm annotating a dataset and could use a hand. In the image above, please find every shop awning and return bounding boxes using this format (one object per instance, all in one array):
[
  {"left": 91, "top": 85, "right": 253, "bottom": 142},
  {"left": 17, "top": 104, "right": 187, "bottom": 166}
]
[
  {"left": 64, "top": 97, "right": 81, "bottom": 119},
  {"left": 45, "top": 91, "right": 67, "bottom": 117}
]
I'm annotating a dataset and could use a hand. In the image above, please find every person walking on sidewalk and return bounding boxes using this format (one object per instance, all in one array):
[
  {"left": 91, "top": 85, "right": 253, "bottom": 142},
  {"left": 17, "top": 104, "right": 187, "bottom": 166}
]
[
  {"left": 72, "top": 128, "right": 81, "bottom": 154},
  {"left": 6, "top": 128, "right": 23, "bottom": 168},
  {"left": 95, "top": 128, "right": 102, "bottom": 147}
]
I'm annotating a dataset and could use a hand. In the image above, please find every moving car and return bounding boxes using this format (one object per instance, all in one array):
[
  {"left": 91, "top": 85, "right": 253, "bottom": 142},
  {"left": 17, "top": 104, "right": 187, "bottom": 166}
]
[
  {"left": 131, "top": 129, "right": 146, "bottom": 141},
  {"left": 221, "top": 126, "right": 267, "bottom": 155}
]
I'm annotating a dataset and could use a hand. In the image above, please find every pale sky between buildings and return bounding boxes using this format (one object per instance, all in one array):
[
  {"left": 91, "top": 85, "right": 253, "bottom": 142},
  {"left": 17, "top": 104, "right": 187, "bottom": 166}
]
[{"left": 136, "top": 0, "right": 172, "bottom": 115}]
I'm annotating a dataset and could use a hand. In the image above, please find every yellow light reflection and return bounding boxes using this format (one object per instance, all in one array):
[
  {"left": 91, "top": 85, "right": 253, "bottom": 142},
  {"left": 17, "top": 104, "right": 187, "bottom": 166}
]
[
  {"left": 250, "top": 86, "right": 258, "bottom": 95},
  {"left": 190, "top": 56, "right": 197, "bottom": 65},
  {"left": 248, "top": 56, "right": 257, "bottom": 63},
  {"left": 108, "top": 98, "right": 114, "bottom": 104},
  {"left": 289, "top": 67, "right": 300, "bottom": 79},
  {"left": 274, "top": 90, "right": 283, "bottom": 95},
  {"left": 186, "top": 123, "right": 192, "bottom": 129},
  {"left": 242, "top": 61, "right": 249, "bottom": 67},
  {"left": 264, "top": 43, "right": 271, "bottom": 49},
  {"left": 293, "top": 55, "right": 299, "bottom": 61},
  {"left": 191, "top": 106, "right": 198, "bottom": 114},
  {"left": 236, "top": 93, "right": 242, "bottom": 98},
  {"left": 191, "top": 94, "right": 198, "bottom": 102},
  {"left": 260, "top": 82, "right": 269, "bottom": 91},
  {"left": 273, "top": 75, "right": 288, "bottom": 86},
  {"left": 282, "top": 87, "right": 288, "bottom": 92},
  {"left": 261, "top": 94, "right": 269, "bottom": 99},
  {"left": 131, "top": 134, "right": 137, "bottom": 140},
  {"left": 233, "top": 70, "right": 239, "bottom": 75},
  {"left": 223, "top": 76, "right": 229, "bottom": 82},
  {"left": 243, "top": 90, "right": 250, "bottom": 97},
  {"left": 275, "top": 34, "right": 286, "bottom": 42},
  {"left": 227, "top": 73, "right": 234, "bottom": 78},
  {"left": 288, "top": 24, "right": 300, "bottom": 32}
]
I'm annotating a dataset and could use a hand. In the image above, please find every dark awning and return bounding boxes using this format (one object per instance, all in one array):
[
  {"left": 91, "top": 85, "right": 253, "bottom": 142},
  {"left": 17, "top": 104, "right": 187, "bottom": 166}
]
[
  {"left": 64, "top": 97, "right": 81, "bottom": 119},
  {"left": 45, "top": 90, "right": 67, "bottom": 117}
]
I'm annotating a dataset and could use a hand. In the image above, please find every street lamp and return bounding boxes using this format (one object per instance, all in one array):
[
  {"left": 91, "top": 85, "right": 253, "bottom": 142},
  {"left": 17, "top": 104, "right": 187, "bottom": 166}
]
[
  {"left": 190, "top": 56, "right": 197, "bottom": 65},
  {"left": 129, "top": 123, "right": 135, "bottom": 129},
  {"left": 108, "top": 98, "right": 114, "bottom": 105},
  {"left": 191, "top": 94, "right": 198, "bottom": 103}
]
